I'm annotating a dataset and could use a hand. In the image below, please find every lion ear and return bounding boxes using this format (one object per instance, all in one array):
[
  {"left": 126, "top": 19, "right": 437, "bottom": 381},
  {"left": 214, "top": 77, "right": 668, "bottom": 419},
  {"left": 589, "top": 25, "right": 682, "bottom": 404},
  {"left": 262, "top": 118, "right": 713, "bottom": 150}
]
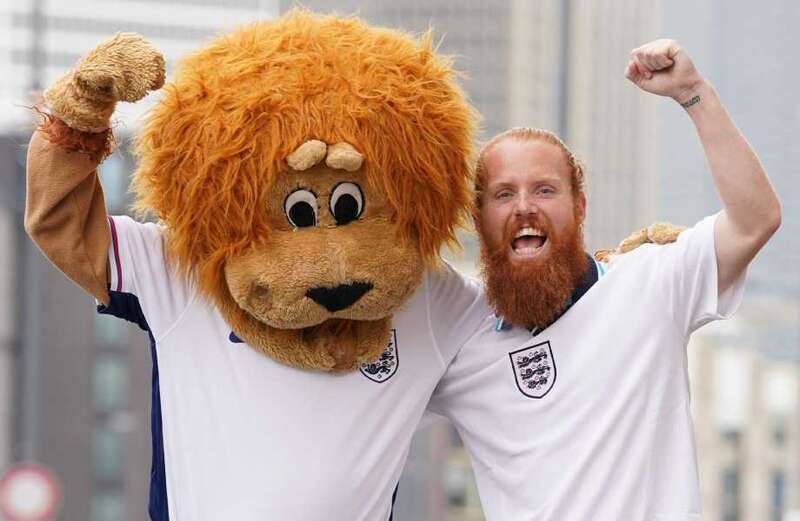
[
  {"left": 286, "top": 140, "right": 327, "bottom": 171},
  {"left": 594, "top": 222, "right": 687, "bottom": 261},
  {"left": 325, "top": 142, "right": 363, "bottom": 172}
]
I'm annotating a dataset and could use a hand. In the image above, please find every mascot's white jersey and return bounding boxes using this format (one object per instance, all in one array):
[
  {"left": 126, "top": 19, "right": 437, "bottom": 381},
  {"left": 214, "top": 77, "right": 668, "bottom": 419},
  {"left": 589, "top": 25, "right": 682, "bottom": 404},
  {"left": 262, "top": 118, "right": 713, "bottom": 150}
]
[
  {"left": 429, "top": 214, "right": 745, "bottom": 521},
  {"left": 101, "top": 215, "right": 489, "bottom": 521}
]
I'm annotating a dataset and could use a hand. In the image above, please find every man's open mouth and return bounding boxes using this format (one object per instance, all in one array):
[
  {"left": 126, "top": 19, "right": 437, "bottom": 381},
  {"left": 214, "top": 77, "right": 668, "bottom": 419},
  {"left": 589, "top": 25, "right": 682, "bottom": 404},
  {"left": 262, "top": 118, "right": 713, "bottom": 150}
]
[{"left": 511, "top": 226, "right": 547, "bottom": 257}]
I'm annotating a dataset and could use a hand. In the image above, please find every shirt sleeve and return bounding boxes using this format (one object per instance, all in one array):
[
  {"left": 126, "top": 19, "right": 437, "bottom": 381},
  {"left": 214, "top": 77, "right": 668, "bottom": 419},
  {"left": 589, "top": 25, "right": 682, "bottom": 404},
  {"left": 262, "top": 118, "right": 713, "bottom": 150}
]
[
  {"left": 652, "top": 213, "right": 746, "bottom": 335},
  {"left": 101, "top": 215, "right": 195, "bottom": 339},
  {"left": 426, "top": 262, "right": 490, "bottom": 368}
]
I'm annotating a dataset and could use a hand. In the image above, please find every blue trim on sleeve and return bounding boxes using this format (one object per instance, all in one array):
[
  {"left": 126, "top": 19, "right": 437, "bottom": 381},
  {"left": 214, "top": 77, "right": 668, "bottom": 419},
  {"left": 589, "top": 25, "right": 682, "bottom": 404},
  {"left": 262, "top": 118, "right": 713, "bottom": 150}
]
[
  {"left": 388, "top": 482, "right": 399, "bottom": 521},
  {"left": 147, "top": 329, "right": 169, "bottom": 521},
  {"left": 97, "top": 291, "right": 168, "bottom": 521},
  {"left": 97, "top": 290, "right": 149, "bottom": 331}
]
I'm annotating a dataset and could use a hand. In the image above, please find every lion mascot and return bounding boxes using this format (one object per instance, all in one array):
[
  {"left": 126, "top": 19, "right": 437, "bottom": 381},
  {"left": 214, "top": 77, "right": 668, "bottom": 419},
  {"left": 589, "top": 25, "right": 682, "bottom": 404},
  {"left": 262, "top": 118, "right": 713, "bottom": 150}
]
[
  {"left": 24, "top": 9, "right": 678, "bottom": 520},
  {"left": 25, "top": 11, "right": 484, "bottom": 519}
]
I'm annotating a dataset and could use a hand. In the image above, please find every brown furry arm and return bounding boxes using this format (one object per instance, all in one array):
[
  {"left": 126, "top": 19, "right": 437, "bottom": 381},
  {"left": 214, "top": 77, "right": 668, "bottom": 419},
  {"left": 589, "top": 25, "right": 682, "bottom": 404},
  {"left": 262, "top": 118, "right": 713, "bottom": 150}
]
[
  {"left": 25, "top": 33, "right": 164, "bottom": 305},
  {"left": 24, "top": 117, "right": 113, "bottom": 305}
]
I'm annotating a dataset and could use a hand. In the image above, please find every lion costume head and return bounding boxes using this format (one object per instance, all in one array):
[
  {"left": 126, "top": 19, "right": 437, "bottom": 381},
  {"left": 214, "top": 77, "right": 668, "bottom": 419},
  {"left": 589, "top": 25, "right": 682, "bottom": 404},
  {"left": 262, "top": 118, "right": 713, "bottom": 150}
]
[{"left": 129, "top": 11, "right": 476, "bottom": 371}]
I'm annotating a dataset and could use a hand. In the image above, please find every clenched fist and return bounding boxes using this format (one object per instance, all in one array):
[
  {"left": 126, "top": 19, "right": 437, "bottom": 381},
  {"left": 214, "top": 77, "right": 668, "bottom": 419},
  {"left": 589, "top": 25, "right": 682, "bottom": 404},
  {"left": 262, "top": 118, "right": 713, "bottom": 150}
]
[
  {"left": 625, "top": 39, "right": 705, "bottom": 105},
  {"left": 44, "top": 33, "right": 165, "bottom": 133}
]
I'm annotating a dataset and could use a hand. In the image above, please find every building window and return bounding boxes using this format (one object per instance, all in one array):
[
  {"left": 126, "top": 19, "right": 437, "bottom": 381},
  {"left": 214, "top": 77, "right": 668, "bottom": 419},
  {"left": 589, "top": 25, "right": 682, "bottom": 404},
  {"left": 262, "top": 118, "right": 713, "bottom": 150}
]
[
  {"left": 97, "top": 153, "right": 130, "bottom": 213},
  {"left": 772, "top": 422, "right": 786, "bottom": 447},
  {"left": 91, "top": 490, "right": 125, "bottom": 521},
  {"left": 92, "top": 425, "right": 123, "bottom": 482},
  {"left": 93, "top": 312, "right": 128, "bottom": 348},
  {"left": 444, "top": 464, "right": 468, "bottom": 508},
  {"left": 722, "top": 466, "right": 740, "bottom": 521},
  {"left": 93, "top": 353, "right": 128, "bottom": 412},
  {"left": 721, "top": 429, "right": 741, "bottom": 446},
  {"left": 771, "top": 471, "right": 785, "bottom": 521}
]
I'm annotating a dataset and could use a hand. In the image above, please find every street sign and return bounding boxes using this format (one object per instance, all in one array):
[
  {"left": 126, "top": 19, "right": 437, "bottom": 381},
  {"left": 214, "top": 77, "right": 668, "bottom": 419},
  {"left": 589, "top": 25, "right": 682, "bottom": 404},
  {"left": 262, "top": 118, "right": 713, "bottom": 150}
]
[{"left": 0, "top": 463, "right": 61, "bottom": 521}]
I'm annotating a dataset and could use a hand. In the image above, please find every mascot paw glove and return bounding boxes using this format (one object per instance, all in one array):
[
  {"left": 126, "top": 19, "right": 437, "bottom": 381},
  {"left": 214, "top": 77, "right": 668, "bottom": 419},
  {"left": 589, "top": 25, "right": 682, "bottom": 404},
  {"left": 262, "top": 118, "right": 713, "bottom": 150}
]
[
  {"left": 595, "top": 222, "right": 687, "bottom": 262},
  {"left": 44, "top": 32, "right": 165, "bottom": 133}
]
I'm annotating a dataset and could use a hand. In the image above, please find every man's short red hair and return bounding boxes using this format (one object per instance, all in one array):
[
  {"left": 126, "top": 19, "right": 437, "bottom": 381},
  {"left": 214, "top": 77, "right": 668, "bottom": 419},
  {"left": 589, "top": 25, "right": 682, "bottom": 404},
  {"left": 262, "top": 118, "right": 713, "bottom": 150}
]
[{"left": 473, "top": 127, "right": 586, "bottom": 209}]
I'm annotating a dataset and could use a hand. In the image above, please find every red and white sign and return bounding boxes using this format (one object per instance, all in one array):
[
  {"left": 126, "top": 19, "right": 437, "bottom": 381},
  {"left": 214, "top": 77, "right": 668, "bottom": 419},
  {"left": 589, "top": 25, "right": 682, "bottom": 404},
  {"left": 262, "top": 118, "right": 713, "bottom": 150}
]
[{"left": 0, "top": 463, "right": 61, "bottom": 521}]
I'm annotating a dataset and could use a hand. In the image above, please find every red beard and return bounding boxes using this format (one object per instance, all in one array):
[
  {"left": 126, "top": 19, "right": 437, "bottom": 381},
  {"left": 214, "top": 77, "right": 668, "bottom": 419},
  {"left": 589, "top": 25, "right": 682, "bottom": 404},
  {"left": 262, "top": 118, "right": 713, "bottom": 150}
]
[{"left": 478, "top": 214, "right": 588, "bottom": 330}]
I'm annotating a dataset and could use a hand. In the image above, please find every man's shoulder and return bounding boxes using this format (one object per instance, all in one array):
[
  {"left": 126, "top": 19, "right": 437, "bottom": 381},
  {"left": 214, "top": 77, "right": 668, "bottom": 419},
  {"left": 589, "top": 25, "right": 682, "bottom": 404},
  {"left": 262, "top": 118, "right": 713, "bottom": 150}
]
[
  {"left": 596, "top": 215, "right": 723, "bottom": 301},
  {"left": 602, "top": 241, "right": 663, "bottom": 273}
]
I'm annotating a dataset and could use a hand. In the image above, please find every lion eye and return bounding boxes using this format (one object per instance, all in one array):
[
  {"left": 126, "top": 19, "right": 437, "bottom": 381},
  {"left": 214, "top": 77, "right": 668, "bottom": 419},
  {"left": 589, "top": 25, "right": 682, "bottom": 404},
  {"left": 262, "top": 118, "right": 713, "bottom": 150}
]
[
  {"left": 330, "top": 182, "right": 364, "bottom": 226},
  {"left": 284, "top": 189, "right": 319, "bottom": 228}
]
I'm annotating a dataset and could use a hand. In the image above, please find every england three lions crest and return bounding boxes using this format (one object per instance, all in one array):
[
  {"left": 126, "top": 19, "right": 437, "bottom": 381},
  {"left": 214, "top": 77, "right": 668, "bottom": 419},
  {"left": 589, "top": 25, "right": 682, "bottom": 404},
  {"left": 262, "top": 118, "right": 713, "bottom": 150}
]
[
  {"left": 509, "top": 341, "right": 556, "bottom": 399},
  {"left": 360, "top": 329, "right": 398, "bottom": 383}
]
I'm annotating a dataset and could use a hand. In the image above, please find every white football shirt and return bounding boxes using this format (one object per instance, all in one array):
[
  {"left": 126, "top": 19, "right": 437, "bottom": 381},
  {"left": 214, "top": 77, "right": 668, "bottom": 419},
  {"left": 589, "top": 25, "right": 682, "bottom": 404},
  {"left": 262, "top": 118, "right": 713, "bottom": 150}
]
[
  {"left": 429, "top": 214, "right": 745, "bottom": 521},
  {"left": 100, "top": 215, "right": 489, "bottom": 521}
]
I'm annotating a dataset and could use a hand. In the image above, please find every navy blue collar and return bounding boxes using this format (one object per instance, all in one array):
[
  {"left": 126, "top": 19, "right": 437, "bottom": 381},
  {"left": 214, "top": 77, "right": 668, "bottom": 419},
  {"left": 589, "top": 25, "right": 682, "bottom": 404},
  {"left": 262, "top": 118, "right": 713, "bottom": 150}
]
[{"left": 565, "top": 253, "right": 600, "bottom": 311}]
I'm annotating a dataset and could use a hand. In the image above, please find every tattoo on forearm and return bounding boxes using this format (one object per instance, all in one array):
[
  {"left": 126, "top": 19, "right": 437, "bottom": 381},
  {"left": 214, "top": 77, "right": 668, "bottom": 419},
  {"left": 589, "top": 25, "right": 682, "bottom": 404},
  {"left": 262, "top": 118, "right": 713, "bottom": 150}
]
[{"left": 681, "top": 95, "right": 700, "bottom": 109}]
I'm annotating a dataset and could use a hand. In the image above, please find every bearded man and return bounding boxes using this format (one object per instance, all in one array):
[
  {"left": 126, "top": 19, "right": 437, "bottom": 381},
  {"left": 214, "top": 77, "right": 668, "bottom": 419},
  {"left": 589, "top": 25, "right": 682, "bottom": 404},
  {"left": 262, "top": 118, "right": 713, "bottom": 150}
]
[
  {"left": 427, "top": 39, "right": 781, "bottom": 520},
  {"left": 476, "top": 128, "right": 590, "bottom": 334}
]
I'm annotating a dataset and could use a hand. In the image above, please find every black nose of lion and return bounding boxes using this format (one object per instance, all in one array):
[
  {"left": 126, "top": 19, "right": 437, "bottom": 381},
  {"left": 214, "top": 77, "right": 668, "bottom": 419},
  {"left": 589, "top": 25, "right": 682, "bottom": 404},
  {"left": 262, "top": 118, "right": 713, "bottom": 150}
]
[{"left": 306, "top": 282, "right": 374, "bottom": 312}]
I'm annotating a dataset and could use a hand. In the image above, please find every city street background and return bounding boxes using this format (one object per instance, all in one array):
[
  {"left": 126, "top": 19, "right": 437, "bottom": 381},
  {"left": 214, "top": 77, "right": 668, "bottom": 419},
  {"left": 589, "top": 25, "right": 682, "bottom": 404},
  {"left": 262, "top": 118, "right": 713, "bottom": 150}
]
[{"left": 0, "top": 0, "right": 797, "bottom": 520}]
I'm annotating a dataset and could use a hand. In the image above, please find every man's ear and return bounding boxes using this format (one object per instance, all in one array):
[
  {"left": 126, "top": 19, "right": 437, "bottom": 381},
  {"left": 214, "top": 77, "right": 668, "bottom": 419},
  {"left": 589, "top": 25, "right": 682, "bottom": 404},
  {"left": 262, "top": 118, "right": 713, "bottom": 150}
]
[{"left": 574, "top": 192, "right": 587, "bottom": 224}]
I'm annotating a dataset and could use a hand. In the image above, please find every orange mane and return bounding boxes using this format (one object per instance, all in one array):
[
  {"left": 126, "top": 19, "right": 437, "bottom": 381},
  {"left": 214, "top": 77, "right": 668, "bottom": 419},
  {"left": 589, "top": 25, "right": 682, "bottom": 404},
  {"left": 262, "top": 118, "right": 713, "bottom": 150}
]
[{"left": 132, "top": 9, "right": 477, "bottom": 296}]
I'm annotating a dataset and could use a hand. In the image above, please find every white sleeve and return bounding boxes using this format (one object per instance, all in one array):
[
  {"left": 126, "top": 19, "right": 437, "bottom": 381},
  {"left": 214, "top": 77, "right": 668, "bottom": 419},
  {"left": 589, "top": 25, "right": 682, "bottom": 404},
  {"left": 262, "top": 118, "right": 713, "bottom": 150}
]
[
  {"left": 104, "top": 215, "right": 195, "bottom": 339},
  {"left": 655, "top": 213, "right": 746, "bottom": 335},
  {"left": 425, "top": 262, "right": 489, "bottom": 368},
  {"left": 425, "top": 325, "right": 482, "bottom": 420}
]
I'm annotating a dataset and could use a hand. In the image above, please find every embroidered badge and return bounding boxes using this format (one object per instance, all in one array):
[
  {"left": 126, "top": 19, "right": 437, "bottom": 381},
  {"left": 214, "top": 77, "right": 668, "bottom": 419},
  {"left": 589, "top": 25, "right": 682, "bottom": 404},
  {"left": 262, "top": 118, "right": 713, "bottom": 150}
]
[
  {"left": 509, "top": 341, "right": 556, "bottom": 398},
  {"left": 359, "top": 329, "right": 398, "bottom": 383}
]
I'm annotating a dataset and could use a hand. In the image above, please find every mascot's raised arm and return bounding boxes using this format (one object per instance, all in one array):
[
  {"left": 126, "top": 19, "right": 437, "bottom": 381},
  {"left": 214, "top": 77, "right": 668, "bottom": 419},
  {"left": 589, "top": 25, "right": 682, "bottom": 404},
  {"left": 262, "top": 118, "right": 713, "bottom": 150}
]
[{"left": 23, "top": 10, "right": 678, "bottom": 519}]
